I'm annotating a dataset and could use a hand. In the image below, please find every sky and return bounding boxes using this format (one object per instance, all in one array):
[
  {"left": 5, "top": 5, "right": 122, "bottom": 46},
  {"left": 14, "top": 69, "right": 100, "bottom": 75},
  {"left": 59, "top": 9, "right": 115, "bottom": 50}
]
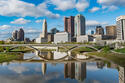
[{"left": 0, "top": 0, "right": 125, "bottom": 40}]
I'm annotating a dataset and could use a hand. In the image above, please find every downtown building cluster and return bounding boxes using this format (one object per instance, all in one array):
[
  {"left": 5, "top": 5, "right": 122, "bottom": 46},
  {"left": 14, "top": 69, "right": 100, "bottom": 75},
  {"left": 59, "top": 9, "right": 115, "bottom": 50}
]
[
  {"left": 36, "top": 14, "right": 125, "bottom": 44},
  {"left": 7, "top": 28, "right": 24, "bottom": 42},
  {"left": 7, "top": 28, "right": 31, "bottom": 43},
  {"left": 6, "top": 14, "right": 125, "bottom": 44},
  {"left": 53, "top": 14, "right": 117, "bottom": 44},
  {"left": 54, "top": 15, "right": 125, "bottom": 44}
]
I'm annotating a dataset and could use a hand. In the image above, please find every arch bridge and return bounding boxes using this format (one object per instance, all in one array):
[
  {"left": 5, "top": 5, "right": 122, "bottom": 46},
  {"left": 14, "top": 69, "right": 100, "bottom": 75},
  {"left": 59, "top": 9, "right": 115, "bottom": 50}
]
[{"left": 0, "top": 44, "right": 99, "bottom": 52}]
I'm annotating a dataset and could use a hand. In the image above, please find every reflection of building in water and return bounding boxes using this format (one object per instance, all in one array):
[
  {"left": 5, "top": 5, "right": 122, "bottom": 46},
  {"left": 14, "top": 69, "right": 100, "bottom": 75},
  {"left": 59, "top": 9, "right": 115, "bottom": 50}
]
[
  {"left": 64, "top": 62, "right": 86, "bottom": 81},
  {"left": 106, "top": 62, "right": 125, "bottom": 83},
  {"left": 107, "top": 63, "right": 118, "bottom": 69},
  {"left": 75, "top": 62, "right": 86, "bottom": 81},
  {"left": 53, "top": 51, "right": 67, "bottom": 60},
  {"left": 42, "top": 63, "right": 47, "bottom": 75},
  {"left": 76, "top": 54, "right": 89, "bottom": 59},
  {"left": 119, "top": 66, "right": 125, "bottom": 83},
  {"left": 64, "top": 63, "right": 75, "bottom": 79},
  {"left": 96, "top": 62, "right": 105, "bottom": 69},
  {"left": 39, "top": 51, "right": 54, "bottom": 60},
  {"left": 45, "top": 52, "right": 54, "bottom": 60}
]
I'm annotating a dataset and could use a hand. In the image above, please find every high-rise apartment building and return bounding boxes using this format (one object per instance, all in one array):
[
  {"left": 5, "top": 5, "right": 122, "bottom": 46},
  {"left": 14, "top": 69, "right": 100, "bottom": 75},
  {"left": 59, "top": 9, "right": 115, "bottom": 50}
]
[
  {"left": 12, "top": 30, "right": 18, "bottom": 41},
  {"left": 74, "top": 14, "right": 86, "bottom": 37},
  {"left": 96, "top": 26, "right": 104, "bottom": 35},
  {"left": 106, "top": 25, "right": 117, "bottom": 38},
  {"left": 116, "top": 15, "right": 125, "bottom": 40},
  {"left": 64, "top": 16, "right": 75, "bottom": 37},
  {"left": 17, "top": 28, "right": 24, "bottom": 41}
]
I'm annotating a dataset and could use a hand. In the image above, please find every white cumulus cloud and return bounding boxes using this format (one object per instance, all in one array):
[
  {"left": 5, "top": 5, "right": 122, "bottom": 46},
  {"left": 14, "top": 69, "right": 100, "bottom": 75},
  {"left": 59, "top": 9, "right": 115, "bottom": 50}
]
[
  {"left": 108, "top": 5, "right": 118, "bottom": 11},
  {"left": 35, "top": 20, "right": 42, "bottom": 23},
  {"left": 89, "top": 7, "right": 100, "bottom": 13},
  {"left": 50, "top": 0, "right": 76, "bottom": 11},
  {"left": 11, "top": 18, "right": 31, "bottom": 24},
  {"left": 8, "top": 66, "right": 29, "bottom": 74},
  {"left": 76, "top": 0, "right": 89, "bottom": 12},
  {"left": 49, "top": 0, "right": 89, "bottom": 12},
  {"left": 97, "top": 0, "right": 123, "bottom": 11},
  {"left": 0, "top": 0, "right": 60, "bottom": 18},
  {"left": 86, "top": 20, "right": 108, "bottom": 27},
  {"left": 0, "top": 25, "right": 11, "bottom": 30}
]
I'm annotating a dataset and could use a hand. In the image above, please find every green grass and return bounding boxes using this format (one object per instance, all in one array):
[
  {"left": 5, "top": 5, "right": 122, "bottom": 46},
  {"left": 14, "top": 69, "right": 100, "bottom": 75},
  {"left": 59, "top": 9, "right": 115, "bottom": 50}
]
[
  {"left": 0, "top": 52, "right": 22, "bottom": 63},
  {"left": 94, "top": 46, "right": 104, "bottom": 50},
  {"left": 0, "top": 46, "right": 11, "bottom": 52},
  {"left": 72, "top": 47, "right": 96, "bottom": 54},
  {"left": 114, "top": 48, "right": 125, "bottom": 53},
  {"left": 58, "top": 46, "right": 75, "bottom": 52},
  {"left": 87, "top": 52, "right": 125, "bottom": 66},
  {"left": 10, "top": 47, "right": 33, "bottom": 53}
]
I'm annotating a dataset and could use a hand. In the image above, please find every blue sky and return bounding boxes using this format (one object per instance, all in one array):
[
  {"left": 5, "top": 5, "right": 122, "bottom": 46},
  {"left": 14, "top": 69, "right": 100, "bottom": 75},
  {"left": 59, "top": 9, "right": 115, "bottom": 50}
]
[{"left": 0, "top": 0, "right": 125, "bottom": 40}]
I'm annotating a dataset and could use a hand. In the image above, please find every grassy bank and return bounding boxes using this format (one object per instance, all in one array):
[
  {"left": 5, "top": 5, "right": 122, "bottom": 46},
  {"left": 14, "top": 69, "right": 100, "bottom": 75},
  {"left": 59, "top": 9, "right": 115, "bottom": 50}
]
[
  {"left": 59, "top": 46, "right": 74, "bottom": 52},
  {"left": 0, "top": 52, "right": 23, "bottom": 63},
  {"left": 114, "top": 48, "right": 125, "bottom": 54},
  {"left": 72, "top": 47, "right": 96, "bottom": 54},
  {"left": 10, "top": 47, "right": 33, "bottom": 53},
  {"left": 86, "top": 52, "right": 125, "bottom": 66}
]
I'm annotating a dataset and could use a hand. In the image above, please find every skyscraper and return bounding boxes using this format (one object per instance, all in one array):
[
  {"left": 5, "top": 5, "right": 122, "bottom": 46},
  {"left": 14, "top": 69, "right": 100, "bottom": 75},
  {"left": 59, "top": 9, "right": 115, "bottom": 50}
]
[
  {"left": 116, "top": 15, "right": 125, "bottom": 40},
  {"left": 74, "top": 14, "right": 86, "bottom": 37},
  {"left": 17, "top": 28, "right": 24, "bottom": 41},
  {"left": 96, "top": 26, "right": 104, "bottom": 35},
  {"left": 40, "top": 19, "right": 47, "bottom": 38},
  {"left": 106, "top": 25, "right": 117, "bottom": 38},
  {"left": 12, "top": 30, "right": 18, "bottom": 41},
  {"left": 64, "top": 16, "right": 75, "bottom": 37},
  {"left": 36, "top": 19, "right": 48, "bottom": 43}
]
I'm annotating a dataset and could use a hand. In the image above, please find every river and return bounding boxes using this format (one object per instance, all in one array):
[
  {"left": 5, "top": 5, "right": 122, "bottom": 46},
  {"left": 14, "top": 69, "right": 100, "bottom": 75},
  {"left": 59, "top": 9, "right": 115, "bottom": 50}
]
[{"left": 0, "top": 51, "right": 124, "bottom": 83}]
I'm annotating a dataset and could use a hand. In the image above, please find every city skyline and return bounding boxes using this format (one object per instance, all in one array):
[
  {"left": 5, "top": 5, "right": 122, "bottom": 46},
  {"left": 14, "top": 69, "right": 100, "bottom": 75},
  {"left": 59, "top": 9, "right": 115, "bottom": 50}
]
[{"left": 0, "top": 0, "right": 125, "bottom": 40}]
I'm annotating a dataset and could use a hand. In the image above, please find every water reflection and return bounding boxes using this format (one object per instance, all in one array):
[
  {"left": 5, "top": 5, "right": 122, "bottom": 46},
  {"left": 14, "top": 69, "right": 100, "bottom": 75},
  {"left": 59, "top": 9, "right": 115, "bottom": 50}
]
[
  {"left": 36, "top": 51, "right": 89, "bottom": 61},
  {"left": 42, "top": 63, "right": 47, "bottom": 75},
  {"left": 119, "top": 66, "right": 125, "bottom": 83},
  {"left": 0, "top": 51, "right": 124, "bottom": 83}
]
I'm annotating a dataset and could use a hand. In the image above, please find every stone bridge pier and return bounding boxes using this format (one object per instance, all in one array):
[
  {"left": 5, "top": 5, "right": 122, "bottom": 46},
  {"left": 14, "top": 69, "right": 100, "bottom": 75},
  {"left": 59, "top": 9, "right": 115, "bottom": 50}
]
[{"left": 68, "top": 51, "right": 72, "bottom": 56}]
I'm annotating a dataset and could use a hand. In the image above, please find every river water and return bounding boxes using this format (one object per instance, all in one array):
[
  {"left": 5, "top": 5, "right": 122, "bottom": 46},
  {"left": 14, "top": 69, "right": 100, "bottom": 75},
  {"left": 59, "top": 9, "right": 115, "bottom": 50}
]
[{"left": 0, "top": 51, "right": 124, "bottom": 83}]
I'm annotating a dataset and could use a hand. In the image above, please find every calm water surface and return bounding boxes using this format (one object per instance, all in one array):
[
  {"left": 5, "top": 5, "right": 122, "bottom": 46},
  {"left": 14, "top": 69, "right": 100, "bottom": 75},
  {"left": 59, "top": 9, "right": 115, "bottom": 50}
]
[{"left": 0, "top": 51, "right": 123, "bottom": 83}]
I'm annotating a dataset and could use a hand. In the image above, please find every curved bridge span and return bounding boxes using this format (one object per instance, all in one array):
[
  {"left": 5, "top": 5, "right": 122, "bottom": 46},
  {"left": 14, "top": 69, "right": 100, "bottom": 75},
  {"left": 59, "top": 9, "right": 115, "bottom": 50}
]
[{"left": 0, "top": 44, "right": 99, "bottom": 52}]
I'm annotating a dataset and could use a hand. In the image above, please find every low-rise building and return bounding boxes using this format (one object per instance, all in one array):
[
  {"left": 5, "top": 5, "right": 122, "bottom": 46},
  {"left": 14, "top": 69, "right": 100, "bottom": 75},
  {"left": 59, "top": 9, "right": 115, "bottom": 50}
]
[
  {"left": 36, "top": 37, "right": 48, "bottom": 43},
  {"left": 77, "top": 35, "right": 93, "bottom": 42},
  {"left": 24, "top": 38, "right": 30, "bottom": 43},
  {"left": 93, "top": 35, "right": 102, "bottom": 42},
  {"left": 48, "top": 33, "right": 54, "bottom": 42},
  {"left": 54, "top": 32, "right": 71, "bottom": 43}
]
